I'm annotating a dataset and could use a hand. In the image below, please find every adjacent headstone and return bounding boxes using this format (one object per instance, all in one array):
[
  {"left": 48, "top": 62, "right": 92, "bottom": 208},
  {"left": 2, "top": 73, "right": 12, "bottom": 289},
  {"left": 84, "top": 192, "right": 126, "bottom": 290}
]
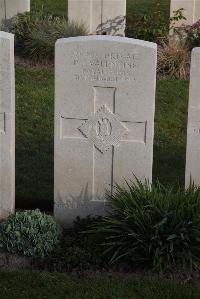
[
  {"left": 5, "top": 0, "right": 30, "bottom": 19},
  {"left": 0, "top": 1, "right": 6, "bottom": 25},
  {"left": 195, "top": 0, "right": 200, "bottom": 22},
  {"left": 68, "top": 0, "right": 126, "bottom": 36},
  {"left": 185, "top": 48, "right": 200, "bottom": 187},
  {"left": 54, "top": 36, "right": 157, "bottom": 227},
  {"left": 0, "top": 0, "right": 30, "bottom": 26},
  {"left": 0, "top": 31, "right": 15, "bottom": 218},
  {"left": 170, "top": 0, "right": 200, "bottom": 26}
]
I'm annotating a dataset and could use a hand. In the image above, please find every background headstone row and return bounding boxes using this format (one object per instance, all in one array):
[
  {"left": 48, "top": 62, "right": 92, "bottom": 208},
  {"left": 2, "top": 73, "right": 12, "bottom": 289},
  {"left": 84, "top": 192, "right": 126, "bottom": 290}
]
[
  {"left": 0, "top": 0, "right": 30, "bottom": 25},
  {"left": 1, "top": 1, "right": 200, "bottom": 36}
]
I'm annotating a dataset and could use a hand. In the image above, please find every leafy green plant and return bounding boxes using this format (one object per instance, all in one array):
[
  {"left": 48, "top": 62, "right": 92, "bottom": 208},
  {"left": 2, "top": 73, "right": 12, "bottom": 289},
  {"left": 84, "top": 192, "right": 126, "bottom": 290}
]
[
  {"left": 2, "top": 12, "right": 38, "bottom": 50},
  {"left": 87, "top": 179, "right": 200, "bottom": 271},
  {"left": 9, "top": 12, "right": 88, "bottom": 61},
  {"left": 0, "top": 209, "right": 62, "bottom": 258},
  {"left": 184, "top": 20, "right": 200, "bottom": 50},
  {"left": 42, "top": 229, "right": 106, "bottom": 272},
  {"left": 126, "top": 2, "right": 185, "bottom": 43}
]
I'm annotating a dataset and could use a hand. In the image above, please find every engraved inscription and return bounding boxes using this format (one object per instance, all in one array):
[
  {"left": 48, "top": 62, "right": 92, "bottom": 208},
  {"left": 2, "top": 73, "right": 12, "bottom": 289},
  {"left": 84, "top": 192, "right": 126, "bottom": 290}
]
[
  {"left": 70, "top": 50, "right": 137, "bottom": 82},
  {"left": 79, "top": 105, "right": 129, "bottom": 153},
  {"left": 55, "top": 201, "right": 78, "bottom": 209},
  {"left": 188, "top": 123, "right": 200, "bottom": 136},
  {"left": 193, "top": 128, "right": 200, "bottom": 134}
]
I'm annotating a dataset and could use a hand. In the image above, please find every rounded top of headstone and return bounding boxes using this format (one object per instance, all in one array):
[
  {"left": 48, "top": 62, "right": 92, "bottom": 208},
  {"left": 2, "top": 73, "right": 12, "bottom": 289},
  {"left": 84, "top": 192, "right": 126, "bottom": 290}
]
[
  {"left": 192, "top": 47, "right": 200, "bottom": 54},
  {"left": 0, "top": 31, "right": 14, "bottom": 40},
  {"left": 56, "top": 35, "right": 157, "bottom": 50}
]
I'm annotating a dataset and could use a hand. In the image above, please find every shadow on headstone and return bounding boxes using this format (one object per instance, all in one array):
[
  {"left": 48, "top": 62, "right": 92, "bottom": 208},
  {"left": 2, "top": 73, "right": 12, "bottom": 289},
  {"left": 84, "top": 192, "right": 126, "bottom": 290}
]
[
  {"left": 56, "top": 183, "right": 108, "bottom": 211},
  {"left": 96, "top": 15, "right": 125, "bottom": 36},
  {"left": 55, "top": 183, "right": 107, "bottom": 227},
  {"left": 0, "top": 16, "right": 16, "bottom": 32}
]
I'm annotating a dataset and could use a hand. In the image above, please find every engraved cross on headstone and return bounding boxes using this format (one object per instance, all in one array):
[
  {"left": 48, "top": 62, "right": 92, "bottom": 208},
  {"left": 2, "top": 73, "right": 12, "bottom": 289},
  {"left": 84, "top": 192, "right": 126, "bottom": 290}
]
[
  {"left": 60, "top": 86, "right": 147, "bottom": 200},
  {"left": 0, "top": 112, "right": 6, "bottom": 134}
]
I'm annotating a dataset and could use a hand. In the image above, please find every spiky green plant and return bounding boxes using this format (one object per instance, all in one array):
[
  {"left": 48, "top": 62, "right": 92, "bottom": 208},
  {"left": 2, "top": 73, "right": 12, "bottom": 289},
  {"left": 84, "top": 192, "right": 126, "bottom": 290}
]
[
  {"left": 23, "top": 17, "right": 87, "bottom": 61},
  {"left": 88, "top": 179, "right": 200, "bottom": 271},
  {"left": 10, "top": 12, "right": 88, "bottom": 62}
]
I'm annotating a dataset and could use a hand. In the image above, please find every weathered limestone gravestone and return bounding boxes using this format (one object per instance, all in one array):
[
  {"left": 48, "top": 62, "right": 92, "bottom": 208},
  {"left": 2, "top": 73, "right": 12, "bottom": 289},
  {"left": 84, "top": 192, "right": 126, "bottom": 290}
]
[
  {"left": 54, "top": 36, "right": 157, "bottom": 227},
  {"left": 170, "top": 0, "right": 200, "bottom": 26},
  {"left": 0, "top": 31, "right": 15, "bottom": 218},
  {"left": 68, "top": 0, "right": 126, "bottom": 36},
  {"left": 185, "top": 48, "right": 200, "bottom": 187},
  {"left": 0, "top": 0, "right": 30, "bottom": 25}
]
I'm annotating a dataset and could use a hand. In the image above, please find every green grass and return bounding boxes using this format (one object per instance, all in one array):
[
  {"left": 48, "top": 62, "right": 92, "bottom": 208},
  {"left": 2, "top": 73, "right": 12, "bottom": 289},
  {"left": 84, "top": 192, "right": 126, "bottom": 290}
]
[
  {"left": 154, "top": 80, "right": 189, "bottom": 186},
  {"left": 15, "top": 67, "right": 189, "bottom": 209},
  {"left": 31, "top": 0, "right": 67, "bottom": 17},
  {"left": 127, "top": 0, "right": 170, "bottom": 17},
  {"left": 0, "top": 271, "right": 199, "bottom": 298},
  {"left": 16, "top": 68, "right": 54, "bottom": 210}
]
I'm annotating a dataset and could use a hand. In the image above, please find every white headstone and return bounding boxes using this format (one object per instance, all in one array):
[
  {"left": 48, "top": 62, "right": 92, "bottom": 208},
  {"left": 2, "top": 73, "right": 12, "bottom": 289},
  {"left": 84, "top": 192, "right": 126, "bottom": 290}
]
[
  {"left": 170, "top": 0, "right": 200, "bottom": 26},
  {"left": 0, "top": 0, "right": 30, "bottom": 25},
  {"left": 68, "top": 0, "right": 126, "bottom": 36},
  {"left": 185, "top": 48, "right": 200, "bottom": 187},
  {"left": 195, "top": 0, "right": 200, "bottom": 22},
  {"left": 5, "top": 0, "right": 30, "bottom": 19},
  {"left": 0, "top": 31, "right": 15, "bottom": 218},
  {"left": 0, "top": 1, "right": 6, "bottom": 25},
  {"left": 54, "top": 36, "right": 157, "bottom": 227}
]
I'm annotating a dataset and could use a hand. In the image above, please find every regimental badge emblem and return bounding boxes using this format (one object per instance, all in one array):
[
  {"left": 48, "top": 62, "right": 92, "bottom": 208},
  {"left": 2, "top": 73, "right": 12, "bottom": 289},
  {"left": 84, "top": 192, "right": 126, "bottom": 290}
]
[{"left": 79, "top": 105, "right": 129, "bottom": 153}]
